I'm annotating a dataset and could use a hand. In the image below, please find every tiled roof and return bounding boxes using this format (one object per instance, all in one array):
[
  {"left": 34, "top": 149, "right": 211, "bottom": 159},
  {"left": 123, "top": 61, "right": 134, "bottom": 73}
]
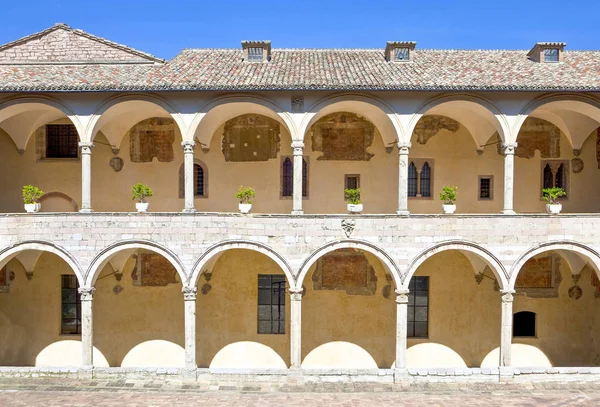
[{"left": 0, "top": 28, "right": 599, "bottom": 92}]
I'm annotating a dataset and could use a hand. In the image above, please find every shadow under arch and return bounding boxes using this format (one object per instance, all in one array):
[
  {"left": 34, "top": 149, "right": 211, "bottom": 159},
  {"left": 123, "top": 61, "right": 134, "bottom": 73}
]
[
  {"left": 295, "top": 239, "right": 401, "bottom": 291},
  {"left": 298, "top": 93, "right": 403, "bottom": 148},
  {"left": 404, "top": 93, "right": 510, "bottom": 147},
  {"left": 39, "top": 191, "right": 79, "bottom": 212},
  {"left": 509, "top": 240, "right": 600, "bottom": 290},
  {"left": 85, "top": 239, "right": 187, "bottom": 287},
  {"left": 0, "top": 240, "right": 84, "bottom": 286},
  {"left": 188, "top": 95, "right": 296, "bottom": 149},
  {"left": 402, "top": 240, "right": 508, "bottom": 291},
  {"left": 189, "top": 239, "right": 294, "bottom": 288}
]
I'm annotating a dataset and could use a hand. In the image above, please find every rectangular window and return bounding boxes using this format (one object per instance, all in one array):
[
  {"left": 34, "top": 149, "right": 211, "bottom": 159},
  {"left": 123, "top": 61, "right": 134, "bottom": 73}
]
[
  {"left": 394, "top": 47, "right": 410, "bottom": 61},
  {"left": 61, "top": 275, "right": 81, "bottom": 334},
  {"left": 344, "top": 174, "right": 360, "bottom": 193},
  {"left": 258, "top": 275, "right": 286, "bottom": 334},
  {"left": 248, "top": 47, "right": 264, "bottom": 62},
  {"left": 46, "top": 124, "right": 79, "bottom": 159},
  {"left": 543, "top": 48, "right": 559, "bottom": 62},
  {"left": 478, "top": 176, "right": 493, "bottom": 200},
  {"left": 407, "top": 276, "right": 429, "bottom": 338}
]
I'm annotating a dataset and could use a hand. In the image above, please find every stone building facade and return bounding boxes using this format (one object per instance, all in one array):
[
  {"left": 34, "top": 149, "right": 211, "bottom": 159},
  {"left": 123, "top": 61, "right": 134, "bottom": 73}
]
[{"left": 1, "top": 24, "right": 600, "bottom": 383}]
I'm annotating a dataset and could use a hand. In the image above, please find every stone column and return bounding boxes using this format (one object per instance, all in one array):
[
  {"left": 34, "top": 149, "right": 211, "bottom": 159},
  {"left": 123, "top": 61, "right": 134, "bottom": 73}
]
[
  {"left": 183, "top": 286, "right": 197, "bottom": 370},
  {"left": 289, "top": 289, "right": 303, "bottom": 368},
  {"left": 395, "top": 289, "right": 410, "bottom": 371},
  {"left": 182, "top": 141, "right": 196, "bottom": 213},
  {"left": 397, "top": 142, "right": 411, "bottom": 215},
  {"left": 79, "top": 142, "right": 94, "bottom": 213},
  {"left": 291, "top": 141, "right": 304, "bottom": 215},
  {"left": 502, "top": 143, "right": 518, "bottom": 215},
  {"left": 500, "top": 290, "right": 515, "bottom": 368},
  {"left": 79, "top": 287, "right": 95, "bottom": 367}
]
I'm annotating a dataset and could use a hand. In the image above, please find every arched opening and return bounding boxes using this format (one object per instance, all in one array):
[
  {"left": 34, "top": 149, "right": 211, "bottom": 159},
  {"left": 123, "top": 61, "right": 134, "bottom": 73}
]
[
  {"left": 87, "top": 243, "right": 185, "bottom": 367},
  {"left": 298, "top": 244, "right": 400, "bottom": 369},
  {"left": 406, "top": 97, "right": 507, "bottom": 214},
  {"left": 403, "top": 243, "right": 507, "bottom": 368},
  {"left": 509, "top": 245, "right": 600, "bottom": 367},
  {"left": 0, "top": 99, "right": 83, "bottom": 213},
  {"left": 0, "top": 246, "right": 94, "bottom": 366},
  {"left": 194, "top": 248, "right": 293, "bottom": 369}
]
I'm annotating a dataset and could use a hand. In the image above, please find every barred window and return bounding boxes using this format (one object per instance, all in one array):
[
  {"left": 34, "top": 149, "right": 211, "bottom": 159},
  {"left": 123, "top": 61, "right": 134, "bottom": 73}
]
[
  {"left": 407, "top": 276, "right": 429, "bottom": 338},
  {"left": 408, "top": 159, "right": 434, "bottom": 199},
  {"left": 61, "top": 275, "right": 81, "bottom": 334},
  {"left": 478, "top": 176, "right": 493, "bottom": 200},
  {"left": 513, "top": 311, "right": 536, "bottom": 337},
  {"left": 543, "top": 48, "right": 559, "bottom": 63},
  {"left": 344, "top": 174, "right": 360, "bottom": 199},
  {"left": 194, "top": 163, "right": 205, "bottom": 197},
  {"left": 258, "top": 275, "right": 286, "bottom": 334},
  {"left": 179, "top": 160, "right": 208, "bottom": 198},
  {"left": 555, "top": 163, "right": 565, "bottom": 190},
  {"left": 394, "top": 47, "right": 410, "bottom": 61},
  {"left": 46, "top": 124, "right": 78, "bottom": 158},
  {"left": 420, "top": 162, "right": 431, "bottom": 197},
  {"left": 248, "top": 47, "right": 264, "bottom": 62},
  {"left": 541, "top": 160, "right": 569, "bottom": 198},
  {"left": 408, "top": 162, "right": 417, "bottom": 197},
  {"left": 281, "top": 157, "right": 308, "bottom": 198}
]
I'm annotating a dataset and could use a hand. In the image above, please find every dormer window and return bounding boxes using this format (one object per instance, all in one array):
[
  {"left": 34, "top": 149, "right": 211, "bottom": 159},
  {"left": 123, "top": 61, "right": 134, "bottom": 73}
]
[
  {"left": 385, "top": 41, "right": 416, "bottom": 62},
  {"left": 528, "top": 42, "right": 566, "bottom": 63},
  {"left": 242, "top": 40, "right": 271, "bottom": 62},
  {"left": 543, "top": 48, "right": 559, "bottom": 62}
]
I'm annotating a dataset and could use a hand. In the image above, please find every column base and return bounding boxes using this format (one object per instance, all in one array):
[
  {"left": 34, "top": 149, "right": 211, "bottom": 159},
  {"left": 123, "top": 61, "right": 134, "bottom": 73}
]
[
  {"left": 79, "top": 208, "right": 94, "bottom": 213},
  {"left": 291, "top": 210, "right": 304, "bottom": 215},
  {"left": 501, "top": 209, "right": 516, "bottom": 215},
  {"left": 182, "top": 208, "right": 197, "bottom": 213},
  {"left": 393, "top": 368, "right": 410, "bottom": 384},
  {"left": 396, "top": 210, "right": 410, "bottom": 216},
  {"left": 499, "top": 366, "right": 514, "bottom": 381}
]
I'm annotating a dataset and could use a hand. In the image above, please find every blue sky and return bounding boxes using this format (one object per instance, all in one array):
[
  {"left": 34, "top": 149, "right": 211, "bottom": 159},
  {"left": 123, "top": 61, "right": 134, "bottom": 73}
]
[{"left": 1, "top": 0, "right": 598, "bottom": 59}]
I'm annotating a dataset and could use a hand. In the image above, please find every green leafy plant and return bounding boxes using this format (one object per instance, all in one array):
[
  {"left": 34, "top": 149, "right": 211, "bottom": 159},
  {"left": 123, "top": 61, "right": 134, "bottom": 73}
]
[
  {"left": 439, "top": 186, "right": 458, "bottom": 205},
  {"left": 22, "top": 185, "right": 44, "bottom": 204},
  {"left": 542, "top": 187, "right": 566, "bottom": 204},
  {"left": 236, "top": 186, "right": 256, "bottom": 204},
  {"left": 131, "top": 183, "right": 153, "bottom": 203},
  {"left": 344, "top": 188, "right": 361, "bottom": 205}
]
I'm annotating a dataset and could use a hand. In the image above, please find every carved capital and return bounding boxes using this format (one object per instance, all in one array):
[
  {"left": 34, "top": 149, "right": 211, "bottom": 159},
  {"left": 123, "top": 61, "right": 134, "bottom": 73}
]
[
  {"left": 289, "top": 288, "right": 303, "bottom": 301},
  {"left": 78, "top": 142, "right": 94, "bottom": 154},
  {"left": 181, "top": 140, "right": 196, "bottom": 154},
  {"left": 502, "top": 142, "right": 518, "bottom": 156},
  {"left": 397, "top": 141, "right": 411, "bottom": 155},
  {"left": 183, "top": 286, "right": 197, "bottom": 301},
  {"left": 291, "top": 141, "right": 305, "bottom": 156},
  {"left": 395, "top": 289, "right": 410, "bottom": 304},
  {"left": 500, "top": 290, "right": 515, "bottom": 303},
  {"left": 78, "top": 287, "right": 95, "bottom": 301}
]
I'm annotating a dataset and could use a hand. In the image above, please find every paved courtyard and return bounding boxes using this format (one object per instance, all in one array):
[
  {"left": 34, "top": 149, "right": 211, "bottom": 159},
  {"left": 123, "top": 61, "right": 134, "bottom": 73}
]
[{"left": 1, "top": 378, "right": 600, "bottom": 406}]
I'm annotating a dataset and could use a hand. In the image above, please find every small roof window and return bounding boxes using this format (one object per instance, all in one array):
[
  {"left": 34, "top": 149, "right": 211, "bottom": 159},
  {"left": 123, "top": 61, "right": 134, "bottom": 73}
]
[
  {"left": 242, "top": 40, "right": 271, "bottom": 62},
  {"left": 385, "top": 41, "right": 416, "bottom": 62},
  {"left": 528, "top": 42, "right": 566, "bottom": 63}
]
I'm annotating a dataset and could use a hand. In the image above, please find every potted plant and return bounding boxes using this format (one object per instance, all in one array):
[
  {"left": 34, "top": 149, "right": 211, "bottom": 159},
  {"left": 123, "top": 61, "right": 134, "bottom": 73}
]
[
  {"left": 542, "top": 187, "right": 566, "bottom": 214},
  {"left": 439, "top": 186, "right": 458, "bottom": 214},
  {"left": 132, "top": 183, "right": 153, "bottom": 212},
  {"left": 22, "top": 185, "right": 43, "bottom": 213},
  {"left": 345, "top": 188, "right": 363, "bottom": 213},
  {"left": 236, "top": 186, "right": 256, "bottom": 214}
]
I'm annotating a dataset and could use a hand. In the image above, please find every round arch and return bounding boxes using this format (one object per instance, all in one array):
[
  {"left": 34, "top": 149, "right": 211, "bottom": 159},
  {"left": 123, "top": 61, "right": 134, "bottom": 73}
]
[
  {"left": 405, "top": 94, "right": 510, "bottom": 148},
  {"left": 0, "top": 240, "right": 84, "bottom": 286},
  {"left": 514, "top": 94, "right": 600, "bottom": 150},
  {"left": 188, "top": 95, "right": 296, "bottom": 149},
  {"left": 39, "top": 191, "right": 79, "bottom": 212},
  {"left": 86, "top": 94, "right": 187, "bottom": 147},
  {"left": 85, "top": 240, "right": 186, "bottom": 287},
  {"left": 509, "top": 241, "right": 600, "bottom": 290},
  {"left": 402, "top": 240, "right": 508, "bottom": 291},
  {"left": 295, "top": 239, "right": 401, "bottom": 291},
  {"left": 299, "top": 93, "right": 403, "bottom": 147},
  {"left": 190, "top": 240, "right": 294, "bottom": 287},
  {"left": 0, "top": 96, "right": 84, "bottom": 151}
]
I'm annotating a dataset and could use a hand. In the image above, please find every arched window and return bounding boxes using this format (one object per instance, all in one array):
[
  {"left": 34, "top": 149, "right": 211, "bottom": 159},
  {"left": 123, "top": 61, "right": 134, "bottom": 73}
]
[
  {"left": 281, "top": 157, "right": 308, "bottom": 198},
  {"left": 420, "top": 162, "right": 431, "bottom": 198},
  {"left": 408, "top": 162, "right": 417, "bottom": 197},
  {"left": 513, "top": 311, "right": 536, "bottom": 337},
  {"left": 179, "top": 160, "right": 208, "bottom": 198},
  {"left": 555, "top": 163, "right": 565, "bottom": 190},
  {"left": 543, "top": 163, "right": 553, "bottom": 189}
]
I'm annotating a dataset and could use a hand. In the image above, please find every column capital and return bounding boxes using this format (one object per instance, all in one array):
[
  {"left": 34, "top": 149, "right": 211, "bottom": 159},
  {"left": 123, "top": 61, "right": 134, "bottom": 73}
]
[
  {"left": 78, "top": 142, "right": 94, "bottom": 153},
  {"left": 181, "top": 140, "right": 196, "bottom": 154},
  {"left": 397, "top": 141, "right": 411, "bottom": 154},
  {"left": 289, "top": 288, "right": 303, "bottom": 301},
  {"left": 183, "top": 286, "right": 197, "bottom": 301},
  {"left": 291, "top": 141, "right": 305, "bottom": 155},
  {"left": 502, "top": 142, "right": 518, "bottom": 155},
  {"left": 500, "top": 289, "right": 515, "bottom": 303},
  {"left": 395, "top": 289, "right": 410, "bottom": 304},
  {"left": 78, "top": 287, "right": 95, "bottom": 301}
]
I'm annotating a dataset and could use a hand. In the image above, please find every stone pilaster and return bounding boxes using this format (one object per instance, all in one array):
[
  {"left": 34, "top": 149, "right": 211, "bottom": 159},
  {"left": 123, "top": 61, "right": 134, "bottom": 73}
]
[
  {"left": 291, "top": 141, "right": 304, "bottom": 215},
  {"left": 395, "top": 289, "right": 410, "bottom": 372},
  {"left": 182, "top": 141, "right": 196, "bottom": 213},
  {"left": 397, "top": 142, "right": 411, "bottom": 215},
  {"left": 183, "top": 286, "right": 197, "bottom": 370},
  {"left": 79, "top": 142, "right": 94, "bottom": 213},
  {"left": 289, "top": 288, "right": 303, "bottom": 368},
  {"left": 502, "top": 143, "right": 518, "bottom": 215},
  {"left": 78, "top": 287, "right": 95, "bottom": 367},
  {"left": 500, "top": 290, "right": 515, "bottom": 368}
]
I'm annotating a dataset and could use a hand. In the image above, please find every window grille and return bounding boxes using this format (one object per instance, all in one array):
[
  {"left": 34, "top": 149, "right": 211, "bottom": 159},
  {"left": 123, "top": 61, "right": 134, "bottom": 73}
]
[
  {"left": 46, "top": 124, "right": 78, "bottom": 158},
  {"left": 194, "top": 163, "right": 205, "bottom": 197},
  {"left": 479, "top": 177, "right": 492, "bottom": 200},
  {"left": 394, "top": 47, "right": 410, "bottom": 61},
  {"left": 543, "top": 48, "right": 559, "bottom": 62},
  {"left": 258, "top": 275, "right": 286, "bottom": 334},
  {"left": 420, "top": 162, "right": 431, "bottom": 197},
  {"left": 282, "top": 157, "right": 293, "bottom": 197},
  {"left": 555, "top": 163, "right": 565, "bottom": 190},
  {"left": 408, "top": 162, "right": 417, "bottom": 197},
  {"left": 407, "top": 276, "right": 429, "bottom": 338},
  {"left": 248, "top": 47, "right": 264, "bottom": 62},
  {"left": 61, "top": 275, "right": 81, "bottom": 334}
]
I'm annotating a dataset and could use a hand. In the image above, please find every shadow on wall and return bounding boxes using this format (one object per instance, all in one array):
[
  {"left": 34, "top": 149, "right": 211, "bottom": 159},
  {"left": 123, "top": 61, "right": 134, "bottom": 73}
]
[
  {"left": 36, "top": 340, "right": 109, "bottom": 367},
  {"left": 209, "top": 341, "right": 287, "bottom": 369},
  {"left": 121, "top": 340, "right": 184, "bottom": 368},
  {"left": 480, "top": 344, "right": 552, "bottom": 368},
  {"left": 302, "top": 341, "right": 378, "bottom": 369}
]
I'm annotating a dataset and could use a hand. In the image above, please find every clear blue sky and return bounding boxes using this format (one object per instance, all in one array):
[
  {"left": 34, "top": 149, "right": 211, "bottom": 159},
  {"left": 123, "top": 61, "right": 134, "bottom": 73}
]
[{"left": 1, "top": 0, "right": 598, "bottom": 59}]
